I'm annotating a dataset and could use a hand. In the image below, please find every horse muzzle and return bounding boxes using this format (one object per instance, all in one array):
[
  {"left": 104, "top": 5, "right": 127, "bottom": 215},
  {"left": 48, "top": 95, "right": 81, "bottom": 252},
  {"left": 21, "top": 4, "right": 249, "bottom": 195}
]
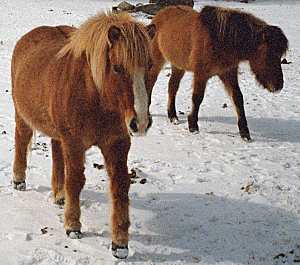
[
  {"left": 128, "top": 114, "right": 152, "bottom": 136},
  {"left": 267, "top": 74, "right": 284, "bottom": 93},
  {"left": 267, "top": 82, "right": 283, "bottom": 93}
]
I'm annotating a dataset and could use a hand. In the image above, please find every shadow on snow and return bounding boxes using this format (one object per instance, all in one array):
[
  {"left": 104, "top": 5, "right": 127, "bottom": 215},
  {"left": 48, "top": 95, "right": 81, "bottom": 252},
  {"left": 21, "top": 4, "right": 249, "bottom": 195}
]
[{"left": 81, "top": 189, "right": 300, "bottom": 264}]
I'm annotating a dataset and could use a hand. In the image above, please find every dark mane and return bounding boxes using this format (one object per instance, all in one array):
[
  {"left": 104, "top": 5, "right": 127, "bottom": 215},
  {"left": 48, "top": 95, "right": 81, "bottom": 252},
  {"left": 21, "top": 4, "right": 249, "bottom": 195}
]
[
  {"left": 263, "top": 25, "right": 288, "bottom": 56},
  {"left": 200, "top": 6, "right": 267, "bottom": 56}
]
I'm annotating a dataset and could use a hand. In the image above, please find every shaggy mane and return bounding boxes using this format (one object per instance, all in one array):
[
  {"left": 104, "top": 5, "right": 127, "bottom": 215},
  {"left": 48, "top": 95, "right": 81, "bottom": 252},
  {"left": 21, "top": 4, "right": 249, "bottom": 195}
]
[
  {"left": 200, "top": 6, "right": 267, "bottom": 56},
  {"left": 58, "top": 11, "right": 151, "bottom": 90}
]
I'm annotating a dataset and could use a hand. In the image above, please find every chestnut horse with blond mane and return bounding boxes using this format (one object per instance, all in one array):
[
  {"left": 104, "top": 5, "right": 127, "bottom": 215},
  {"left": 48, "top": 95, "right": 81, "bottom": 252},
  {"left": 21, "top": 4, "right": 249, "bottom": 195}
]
[
  {"left": 146, "top": 5, "right": 288, "bottom": 140},
  {"left": 12, "top": 12, "right": 154, "bottom": 259}
]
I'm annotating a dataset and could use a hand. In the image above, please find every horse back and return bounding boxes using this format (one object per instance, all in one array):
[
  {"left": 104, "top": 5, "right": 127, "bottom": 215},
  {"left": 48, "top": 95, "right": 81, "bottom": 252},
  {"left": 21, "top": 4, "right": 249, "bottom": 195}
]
[
  {"left": 12, "top": 25, "right": 74, "bottom": 73},
  {"left": 151, "top": 6, "right": 207, "bottom": 71}
]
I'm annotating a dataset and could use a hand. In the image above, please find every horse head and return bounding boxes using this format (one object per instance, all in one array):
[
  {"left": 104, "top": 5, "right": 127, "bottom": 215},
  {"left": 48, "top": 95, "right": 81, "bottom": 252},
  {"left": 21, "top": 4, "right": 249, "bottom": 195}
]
[
  {"left": 250, "top": 25, "right": 288, "bottom": 93},
  {"left": 103, "top": 23, "right": 154, "bottom": 135},
  {"left": 58, "top": 13, "right": 155, "bottom": 136}
]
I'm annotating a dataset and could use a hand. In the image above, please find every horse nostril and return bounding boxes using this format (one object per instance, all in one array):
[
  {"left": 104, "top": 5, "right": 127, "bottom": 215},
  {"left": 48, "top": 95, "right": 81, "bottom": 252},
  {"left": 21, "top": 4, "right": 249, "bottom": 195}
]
[{"left": 129, "top": 118, "right": 138, "bottom": 133}]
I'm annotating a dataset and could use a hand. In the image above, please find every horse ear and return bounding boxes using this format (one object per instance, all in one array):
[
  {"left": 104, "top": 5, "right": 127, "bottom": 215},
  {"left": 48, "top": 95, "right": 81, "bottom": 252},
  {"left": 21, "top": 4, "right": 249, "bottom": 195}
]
[
  {"left": 108, "top": 26, "right": 121, "bottom": 46},
  {"left": 146, "top": 24, "right": 156, "bottom": 39}
]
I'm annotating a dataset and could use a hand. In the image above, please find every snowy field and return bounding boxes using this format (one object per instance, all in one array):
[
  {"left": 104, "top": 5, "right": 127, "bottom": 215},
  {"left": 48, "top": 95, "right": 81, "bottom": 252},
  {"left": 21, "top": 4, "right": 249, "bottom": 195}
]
[{"left": 0, "top": 0, "right": 300, "bottom": 264}]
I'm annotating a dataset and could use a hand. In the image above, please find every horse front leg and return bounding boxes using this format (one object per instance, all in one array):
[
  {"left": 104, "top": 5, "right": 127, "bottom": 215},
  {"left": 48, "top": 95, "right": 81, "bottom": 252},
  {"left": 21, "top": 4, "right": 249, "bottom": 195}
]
[
  {"left": 101, "top": 138, "right": 131, "bottom": 259},
  {"left": 219, "top": 68, "right": 251, "bottom": 141},
  {"left": 188, "top": 74, "right": 207, "bottom": 133},
  {"left": 167, "top": 65, "right": 185, "bottom": 124},
  {"left": 51, "top": 139, "right": 65, "bottom": 205},
  {"left": 61, "top": 140, "right": 86, "bottom": 238}
]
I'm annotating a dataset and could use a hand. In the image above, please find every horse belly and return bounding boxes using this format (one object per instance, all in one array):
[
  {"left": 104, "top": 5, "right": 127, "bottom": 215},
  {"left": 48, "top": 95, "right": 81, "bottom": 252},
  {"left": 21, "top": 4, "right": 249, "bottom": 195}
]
[
  {"left": 13, "top": 52, "right": 61, "bottom": 139},
  {"left": 13, "top": 80, "right": 60, "bottom": 139},
  {"left": 159, "top": 30, "right": 193, "bottom": 71}
]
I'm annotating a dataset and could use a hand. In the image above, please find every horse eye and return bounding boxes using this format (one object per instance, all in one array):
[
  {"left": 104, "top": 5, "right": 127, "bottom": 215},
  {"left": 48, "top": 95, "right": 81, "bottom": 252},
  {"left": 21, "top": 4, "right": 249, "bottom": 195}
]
[{"left": 112, "top": 65, "right": 124, "bottom": 74}]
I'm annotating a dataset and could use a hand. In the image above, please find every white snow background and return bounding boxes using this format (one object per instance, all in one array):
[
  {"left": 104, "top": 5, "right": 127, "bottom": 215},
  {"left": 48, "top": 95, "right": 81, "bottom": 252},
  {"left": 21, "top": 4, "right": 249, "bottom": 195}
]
[{"left": 0, "top": 0, "right": 300, "bottom": 264}]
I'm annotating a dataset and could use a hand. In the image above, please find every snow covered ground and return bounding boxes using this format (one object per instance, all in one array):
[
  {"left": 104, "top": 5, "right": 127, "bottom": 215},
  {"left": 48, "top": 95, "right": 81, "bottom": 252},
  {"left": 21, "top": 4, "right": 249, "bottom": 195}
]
[{"left": 0, "top": 0, "right": 300, "bottom": 264}]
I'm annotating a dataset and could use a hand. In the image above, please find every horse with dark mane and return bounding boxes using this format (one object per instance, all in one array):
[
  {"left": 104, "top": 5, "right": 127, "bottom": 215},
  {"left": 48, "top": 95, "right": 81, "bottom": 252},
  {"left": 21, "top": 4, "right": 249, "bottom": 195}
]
[
  {"left": 146, "top": 5, "right": 288, "bottom": 140},
  {"left": 12, "top": 11, "right": 154, "bottom": 259}
]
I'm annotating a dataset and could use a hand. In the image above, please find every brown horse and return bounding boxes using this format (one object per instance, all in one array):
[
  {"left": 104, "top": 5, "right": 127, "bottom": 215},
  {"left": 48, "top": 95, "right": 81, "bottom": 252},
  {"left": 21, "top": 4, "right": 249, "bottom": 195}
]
[
  {"left": 11, "top": 12, "right": 154, "bottom": 259},
  {"left": 146, "top": 5, "right": 288, "bottom": 140}
]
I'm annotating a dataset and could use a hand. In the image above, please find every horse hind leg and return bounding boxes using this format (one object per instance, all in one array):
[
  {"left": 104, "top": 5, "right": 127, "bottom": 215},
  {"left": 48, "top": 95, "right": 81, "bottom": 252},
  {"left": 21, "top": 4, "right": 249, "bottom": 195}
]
[
  {"left": 51, "top": 139, "right": 65, "bottom": 205},
  {"left": 13, "top": 113, "right": 33, "bottom": 190},
  {"left": 167, "top": 65, "right": 185, "bottom": 124},
  {"left": 188, "top": 74, "right": 208, "bottom": 133},
  {"left": 219, "top": 68, "right": 251, "bottom": 141}
]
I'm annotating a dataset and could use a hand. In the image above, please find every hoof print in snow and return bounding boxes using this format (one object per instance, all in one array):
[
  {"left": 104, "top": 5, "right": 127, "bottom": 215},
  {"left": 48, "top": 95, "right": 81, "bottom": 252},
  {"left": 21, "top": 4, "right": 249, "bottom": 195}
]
[
  {"left": 222, "top": 103, "right": 228, "bottom": 108},
  {"left": 112, "top": 242, "right": 128, "bottom": 259},
  {"left": 41, "top": 227, "right": 48, "bottom": 235},
  {"left": 129, "top": 168, "right": 137, "bottom": 179},
  {"left": 274, "top": 246, "right": 300, "bottom": 263},
  {"left": 274, "top": 253, "right": 286, "bottom": 259},
  {"left": 13, "top": 180, "right": 26, "bottom": 191},
  {"left": 25, "top": 233, "right": 33, "bottom": 241},
  {"left": 66, "top": 230, "right": 82, "bottom": 239},
  {"left": 241, "top": 181, "right": 258, "bottom": 194},
  {"left": 129, "top": 169, "right": 147, "bottom": 185},
  {"left": 62, "top": 10, "right": 72, "bottom": 15},
  {"left": 140, "top": 178, "right": 147, "bottom": 184}
]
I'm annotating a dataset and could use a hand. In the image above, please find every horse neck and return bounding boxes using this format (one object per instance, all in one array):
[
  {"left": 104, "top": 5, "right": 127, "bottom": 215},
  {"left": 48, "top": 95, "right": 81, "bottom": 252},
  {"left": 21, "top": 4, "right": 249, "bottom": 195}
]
[{"left": 76, "top": 56, "right": 126, "bottom": 131}]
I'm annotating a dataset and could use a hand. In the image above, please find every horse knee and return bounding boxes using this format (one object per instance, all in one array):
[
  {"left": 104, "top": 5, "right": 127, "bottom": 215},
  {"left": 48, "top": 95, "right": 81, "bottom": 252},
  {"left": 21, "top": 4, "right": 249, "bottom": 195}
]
[{"left": 65, "top": 176, "right": 85, "bottom": 195}]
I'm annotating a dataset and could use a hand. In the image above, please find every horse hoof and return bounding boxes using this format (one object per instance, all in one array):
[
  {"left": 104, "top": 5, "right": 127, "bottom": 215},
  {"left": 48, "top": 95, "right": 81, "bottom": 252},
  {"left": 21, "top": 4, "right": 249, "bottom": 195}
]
[
  {"left": 242, "top": 136, "right": 253, "bottom": 142},
  {"left": 189, "top": 126, "right": 199, "bottom": 133},
  {"left": 13, "top": 181, "right": 26, "bottom": 191},
  {"left": 55, "top": 198, "right": 65, "bottom": 206},
  {"left": 66, "top": 230, "right": 83, "bottom": 239},
  {"left": 170, "top": 117, "right": 179, "bottom": 125},
  {"left": 241, "top": 134, "right": 252, "bottom": 142},
  {"left": 111, "top": 242, "right": 128, "bottom": 259}
]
